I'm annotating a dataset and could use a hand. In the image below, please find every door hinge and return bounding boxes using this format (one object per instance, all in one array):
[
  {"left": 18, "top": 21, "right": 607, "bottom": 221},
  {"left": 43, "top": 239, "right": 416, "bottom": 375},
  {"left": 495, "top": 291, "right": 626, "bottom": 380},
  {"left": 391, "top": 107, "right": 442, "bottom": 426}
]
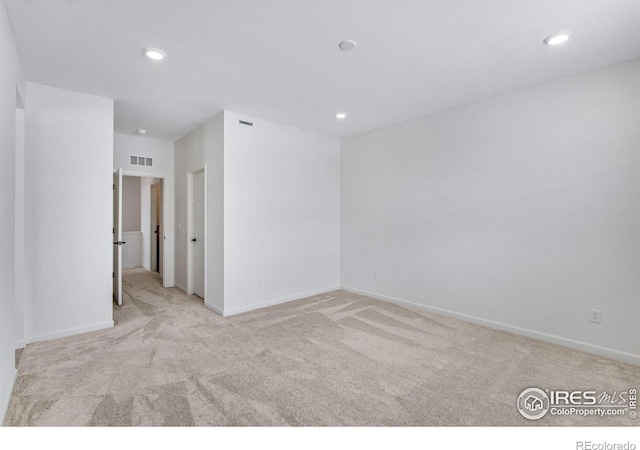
[
  {"left": 112, "top": 272, "right": 114, "bottom": 278},
  {"left": 113, "top": 184, "right": 115, "bottom": 190}
]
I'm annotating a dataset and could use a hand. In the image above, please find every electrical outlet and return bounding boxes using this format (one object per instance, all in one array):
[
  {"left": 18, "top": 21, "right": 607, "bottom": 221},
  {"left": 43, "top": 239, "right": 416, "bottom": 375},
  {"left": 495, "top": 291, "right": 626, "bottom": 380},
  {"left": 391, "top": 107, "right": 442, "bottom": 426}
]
[
  {"left": 590, "top": 309, "right": 601, "bottom": 324},
  {"left": 373, "top": 272, "right": 379, "bottom": 281}
]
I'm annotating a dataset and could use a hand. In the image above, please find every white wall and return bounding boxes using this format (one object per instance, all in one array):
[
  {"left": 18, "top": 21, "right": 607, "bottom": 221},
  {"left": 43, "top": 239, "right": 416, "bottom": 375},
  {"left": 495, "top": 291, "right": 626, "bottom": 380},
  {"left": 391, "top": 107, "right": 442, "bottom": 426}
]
[
  {"left": 122, "top": 231, "right": 143, "bottom": 269},
  {"left": 341, "top": 59, "right": 640, "bottom": 365},
  {"left": 14, "top": 107, "right": 25, "bottom": 349},
  {"left": 174, "top": 113, "right": 224, "bottom": 312},
  {"left": 141, "top": 177, "right": 159, "bottom": 271},
  {"left": 122, "top": 176, "right": 141, "bottom": 232},
  {"left": 24, "top": 83, "right": 114, "bottom": 342},
  {"left": 174, "top": 112, "right": 340, "bottom": 316},
  {"left": 223, "top": 111, "right": 341, "bottom": 315},
  {"left": 113, "top": 133, "right": 174, "bottom": 286},
  {"left": 0, "top": 0, "right": 25, "bottom": 423}
]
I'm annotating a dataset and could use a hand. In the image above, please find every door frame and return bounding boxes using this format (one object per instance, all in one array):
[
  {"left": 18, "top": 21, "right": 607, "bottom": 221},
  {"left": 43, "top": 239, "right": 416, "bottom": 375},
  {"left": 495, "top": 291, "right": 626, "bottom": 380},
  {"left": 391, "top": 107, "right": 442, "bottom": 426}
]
[
  {"left": 120, "top": 169, "right": 172, "bottom": 288},
  {"left": 187, "top": 166, "right": 207, "bottom": 301}
]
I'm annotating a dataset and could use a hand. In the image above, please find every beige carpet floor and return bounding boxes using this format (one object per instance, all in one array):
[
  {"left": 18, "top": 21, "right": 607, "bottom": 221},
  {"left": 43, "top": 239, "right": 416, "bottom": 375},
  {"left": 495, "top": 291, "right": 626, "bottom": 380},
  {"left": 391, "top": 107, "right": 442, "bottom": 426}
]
[{"left": 5, "top": 268, "right": 639, "bottom": 426}]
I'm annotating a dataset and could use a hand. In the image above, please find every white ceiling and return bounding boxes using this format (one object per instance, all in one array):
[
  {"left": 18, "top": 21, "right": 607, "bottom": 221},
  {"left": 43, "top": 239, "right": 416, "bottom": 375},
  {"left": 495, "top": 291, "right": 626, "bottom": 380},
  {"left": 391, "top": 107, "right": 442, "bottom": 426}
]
[{"left": 5, "top": 0, "right": 640, "bottom": 141}]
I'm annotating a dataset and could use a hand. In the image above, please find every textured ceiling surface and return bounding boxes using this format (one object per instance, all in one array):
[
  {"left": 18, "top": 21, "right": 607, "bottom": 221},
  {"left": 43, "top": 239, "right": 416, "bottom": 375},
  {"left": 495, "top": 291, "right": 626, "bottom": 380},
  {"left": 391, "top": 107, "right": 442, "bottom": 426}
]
[{"left": 5, "top": 0, "right": 640, "bottom": 141}]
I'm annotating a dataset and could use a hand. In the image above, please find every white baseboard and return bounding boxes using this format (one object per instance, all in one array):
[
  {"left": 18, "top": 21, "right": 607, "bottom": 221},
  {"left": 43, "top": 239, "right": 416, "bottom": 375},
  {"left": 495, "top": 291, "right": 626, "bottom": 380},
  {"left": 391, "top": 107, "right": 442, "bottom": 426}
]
[
  {"left": 122, "top": 264, "right": 141, "bottom": 269},
  {"left": 26, "top": 320, "right": 115, "bottom": 345},
  {"left": 173, "top": 283, "right": 187, "bottom": 294},
  {"left": 205, "top": 302, "right": 223, "bottom": 316},
  {"left": 222, "top": 286, "right": 341, "bottom": 317},
  {"left": 14, "top": 340, "right": 26, "bottom": 350},
  {"left": 341, "top": 286, "right": 640, "bottom": 367},
  {"left": 1, "top": 368, "right": 17, "bottom": 426}
]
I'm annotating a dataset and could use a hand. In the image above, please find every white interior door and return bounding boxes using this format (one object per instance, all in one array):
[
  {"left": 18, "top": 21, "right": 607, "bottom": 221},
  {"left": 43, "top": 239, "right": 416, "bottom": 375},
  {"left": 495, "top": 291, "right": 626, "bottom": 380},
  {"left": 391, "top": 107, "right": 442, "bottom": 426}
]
[
  {"left": 192, "top": 171, "right": 205, "bottom": 299},
  {"left": 113, "top": 168, "right": 123, "bottom": 306}
]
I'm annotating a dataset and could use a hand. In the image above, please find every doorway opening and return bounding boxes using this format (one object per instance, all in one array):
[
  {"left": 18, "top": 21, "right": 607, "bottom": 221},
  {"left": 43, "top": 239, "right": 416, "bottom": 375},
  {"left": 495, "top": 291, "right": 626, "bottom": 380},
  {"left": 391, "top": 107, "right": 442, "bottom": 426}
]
[
  {"left": 113, "top": 170, "right": 165, "bottom": 305},
  {"left": 150, "top": 180, "right": 163, "bottom": 275}
]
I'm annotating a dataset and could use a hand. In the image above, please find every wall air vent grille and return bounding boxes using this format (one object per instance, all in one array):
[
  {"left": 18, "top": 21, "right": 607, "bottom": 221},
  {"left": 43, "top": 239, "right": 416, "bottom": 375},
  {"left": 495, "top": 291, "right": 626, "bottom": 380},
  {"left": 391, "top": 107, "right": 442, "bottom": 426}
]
[{"left": 129, "top": 156, "right": 153, "bottom": 167}]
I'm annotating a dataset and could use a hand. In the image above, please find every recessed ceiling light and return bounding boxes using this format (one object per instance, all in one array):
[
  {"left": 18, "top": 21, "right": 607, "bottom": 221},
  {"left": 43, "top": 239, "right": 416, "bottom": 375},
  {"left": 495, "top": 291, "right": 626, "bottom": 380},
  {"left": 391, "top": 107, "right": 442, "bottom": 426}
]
[
  {"left": 142, "top": 47, "right": 166, "bottom": 60},
  {"left": 335, "top": 113, "right": 347, "bottom": 119},
  {"left": 543, "top": 31, "right": 571, "bottom": 46},
  {"left": 338, "top": 40, "right": 357, "bottom": 51},
  {"left": 136, "top": 128, "right": 147, "bottom": 135}
]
